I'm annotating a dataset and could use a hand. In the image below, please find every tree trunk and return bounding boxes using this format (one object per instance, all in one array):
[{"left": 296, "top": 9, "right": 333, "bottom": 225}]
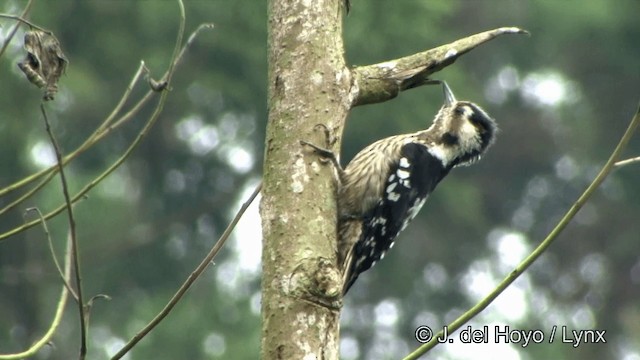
[
  {"left": 260, "top": 0, "right": 526, "bottom": 356},
  {"left": 260, "top": 0, "right": 350, "bottom": 359}
]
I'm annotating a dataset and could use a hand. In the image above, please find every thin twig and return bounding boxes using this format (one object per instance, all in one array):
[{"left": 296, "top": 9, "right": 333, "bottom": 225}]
[
  {"left": 90, "top": 61, "right": 148, "bottom": 141},
  {"left": 0, "top": 23, "right": 213, "bottom": 202},
  {"left": 24, "top": 207, "right": 78, "bottom": 300},
  {"left": 173, "top": 23, "right": 215, "bottom": 69},
  {"left": 0, "top": 13, "right": 50, "bottom": 33},
  {"left": 0, "top": 61, "right": 147, "bottom": 206},
  {"left": 0, "top": 61, "right": 147, "bottom": 218},
  {"left": 110, "top": 182, "right": 262, "bottom": 360},
  {"left": 614, "top": 156, "right": 640, "bottom": 168},
  {"left": 108, "top": 1, "right": 189, "bottom": 350},
  {"left": 403, "top": 102, "right": 640, "bottom": 360},
  {"left": 40, "top": 104, "right": 87, "bottom": 359},
  {"left": 0, "top": 23, "right": 214, "bottom": 241},
  {"left": 0, "top": 0, "right": 35, "bottom": 59},
  {"left": 0, "top": 170, "right": 57, "bottom": 217},
  {"left": 0, "top": 232, "right": 73, "bottom": 360}
]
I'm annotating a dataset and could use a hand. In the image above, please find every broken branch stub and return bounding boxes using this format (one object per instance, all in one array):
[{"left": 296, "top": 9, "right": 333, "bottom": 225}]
[
  {"left": 18, "top": 30, "right": 68, "bottom": 101},
  {"left": 351, "top": 27, "right": 529, "bottom": 107}
]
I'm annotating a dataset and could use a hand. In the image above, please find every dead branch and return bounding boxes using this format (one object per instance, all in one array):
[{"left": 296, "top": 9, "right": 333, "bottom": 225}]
[{"left": 351, "top": 27, "right": 528, "bottom": 107}]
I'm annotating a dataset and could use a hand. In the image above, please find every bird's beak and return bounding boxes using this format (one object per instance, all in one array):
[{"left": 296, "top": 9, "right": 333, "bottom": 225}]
[{"left": 443, "top": 81, "right": 456, "bottom": 106}]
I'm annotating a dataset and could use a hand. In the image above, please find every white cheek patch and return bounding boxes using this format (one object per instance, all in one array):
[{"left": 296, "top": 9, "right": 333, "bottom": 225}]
[
  {"left": 457, "top": 106, "right": 482, "bottom": 151},
  {"left": 460, "top": 120, "right": 478, "bottom": 139},
  {"left": 458, "top": 121, "right": 481, "bottom": 153},
  {"left": 461, "top": 118, "right": 477, "bottom": 135}
]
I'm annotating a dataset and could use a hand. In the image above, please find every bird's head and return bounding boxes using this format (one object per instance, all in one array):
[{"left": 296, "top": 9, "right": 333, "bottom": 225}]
[{"left": 424, "top": 82, "right": 497, "bottom": 168}]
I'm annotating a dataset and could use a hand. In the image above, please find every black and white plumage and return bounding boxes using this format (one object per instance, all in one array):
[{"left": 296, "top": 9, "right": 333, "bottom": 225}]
[{"left": 336, "top": 82, "right": 497, "bottom": 294}]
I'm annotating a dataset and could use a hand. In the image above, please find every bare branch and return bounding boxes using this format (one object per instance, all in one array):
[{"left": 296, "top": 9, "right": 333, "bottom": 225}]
[
  {"left": 614, "top": 156, "right": 640, "bottom": 168},
  {"left": 0, "top": 61, "right": 148, "bottom": 203},
  {"left": 0, "top": 23, "right": 213, "bottom": 202},
  {"left": 0, "top": 11, "right": 50, "bottom": 35},
  {"left": 0, "top": 23, "right": 214, "bottom": 242},
  {"left": 404, "top": 102, "right": 640, "bottom": 359},
  {"left": 40, "top": 104, "right": 87, "bottom": 358},
  {"left": 0, "top": 62, "right": 146, "bottom": 219},
  {"left": 351, "top": 27, "right": 529, "bottom": 107},
  {"left": 0, "top": 0, "right": 35, "bottom": 59},
  {"left": 24, "top": 207, "right": 78, "bottom": 300},
  {"left": 111, "top": 182, "right": 262, "bottom": 360}
]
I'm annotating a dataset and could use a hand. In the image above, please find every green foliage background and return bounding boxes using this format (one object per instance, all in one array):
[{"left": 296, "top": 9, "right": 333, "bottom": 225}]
[{"left": 0, "top": 1, "right": 638, "bottom": 359}]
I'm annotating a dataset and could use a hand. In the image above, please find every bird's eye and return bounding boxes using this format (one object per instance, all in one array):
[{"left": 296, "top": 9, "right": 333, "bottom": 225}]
[{"left": 454, "top": 106, "right": 465, "bottom": 115}]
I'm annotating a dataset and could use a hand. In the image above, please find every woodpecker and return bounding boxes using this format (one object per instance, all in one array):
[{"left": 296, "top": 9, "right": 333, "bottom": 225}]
[{"left": 302, "top": 82, "right": 497, "bottom": 294}]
